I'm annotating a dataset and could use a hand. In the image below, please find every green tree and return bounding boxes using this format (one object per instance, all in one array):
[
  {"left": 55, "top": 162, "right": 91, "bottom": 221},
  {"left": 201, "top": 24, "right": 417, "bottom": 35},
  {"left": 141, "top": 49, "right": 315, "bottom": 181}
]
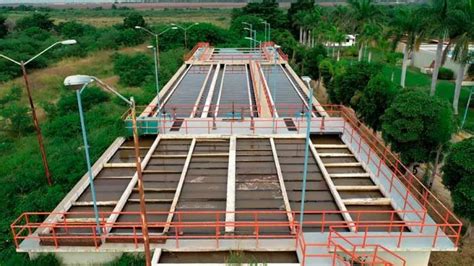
[
  {"left": 381, "top": 89, "right": 455, "bottom": 186},
  {"left": 426, "top": 0, "right": 450, "bottom": 96},
  {"left": 327, "top": 61, "right": 381, "bottom": 106},
  {"left": 390, "top": 7, "right": 424, "bottom": 88},
  {"left": 238, "top": 0, "right": 288, "bottom": 28},
  {"left": 449, "top": 0, "right": 474, "bottom": 114},
  {"left": 0, "top": 102, "right": 32, "bottom": 136},
  {"left": 304, "top": 44, "right": 327, "bottom": 79},
  {"left": 229, "top": 15, "right": 264, "bottom": 36},
  {"left": 0, "top": 16, "right": 8, "bottom": 38},
  {"left": 16, "top": 13, "right": 54, "bottom": 31},
  {"left": 122, "top": 13, "right": 145, "bottom": 29},
  {"left": 441, "top": 138, "right": 474, "bottom": 231},
  {"left": 113, "top": 53, "right": 153, "bottom": 87},
  {"left": 357, "top": 75, "right": 399, "bottom": 131},
  {"left": 347, "top": 0, "right": 382, "bottom": 61},
  {"left": 287, "top": 0, "right": 314, "bottom": 36}
]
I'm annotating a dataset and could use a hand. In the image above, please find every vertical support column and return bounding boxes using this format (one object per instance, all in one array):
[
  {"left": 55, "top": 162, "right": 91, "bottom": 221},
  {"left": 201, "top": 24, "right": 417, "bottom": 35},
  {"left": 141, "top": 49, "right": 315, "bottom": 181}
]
[
  {"left": 269, "top": 138, "right": 294, "bottom": 231},
  {"left": 163, "top": 138, "right": 196, "bottom": 234},
  {"left": 225, "top": 136, "right": 237, "bottom": 234}
]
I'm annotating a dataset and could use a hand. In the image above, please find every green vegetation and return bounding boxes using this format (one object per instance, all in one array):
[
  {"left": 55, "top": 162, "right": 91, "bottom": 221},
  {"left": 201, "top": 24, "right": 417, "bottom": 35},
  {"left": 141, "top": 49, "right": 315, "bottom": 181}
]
[
  {"left": 0, "top": 1, "right": 472, "bottom": 264},
  {"left": 442, "top": 138, "right": 474, "bottom": 229},
  {"left": 357, "top": 74, "right": 399, "bottom": 131},
  {"left": 381, "top": 89, "right": 455, "bottom": 186},
  {"left": 327, "top": 61, "right": 381, "bottom": 107},
  {"left": 438, "top": 67, "right": 455, "bottom": 80}
]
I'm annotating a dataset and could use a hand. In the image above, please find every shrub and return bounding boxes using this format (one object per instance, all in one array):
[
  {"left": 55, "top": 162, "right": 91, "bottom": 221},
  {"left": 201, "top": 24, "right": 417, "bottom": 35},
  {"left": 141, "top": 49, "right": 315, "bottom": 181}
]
[
  {"left": 113, "top": 53, "right": 153, "bottom": 87},
  {"left": 357, "top": 75, "right": 399, "bottom": 131},
  {"left": 327, "top": 61, "right": 382, "bottom": 106},
  {"left": 442, "top": 138, "right": 474, "bottom": 221},
  {"left": 122, "top": 13, "right": 146, "bottom": 29},
  {"left": 467, "top": 63, "right": 474, "bottom": 79},
  {"left": 15, "top": 13, "right": 54, "bottom": 31},
  {"left": 438, "top": 67, "right": 454, "bottom": 80},
  {"left": 381, "top": 89, "right": 454, "bottom": 165}
]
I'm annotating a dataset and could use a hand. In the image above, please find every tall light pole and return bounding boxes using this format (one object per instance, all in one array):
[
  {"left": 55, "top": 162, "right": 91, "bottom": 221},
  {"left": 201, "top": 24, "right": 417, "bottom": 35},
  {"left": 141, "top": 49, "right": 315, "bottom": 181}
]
[
  {"left": 299, "top": 76, "right": 313, "bottom": 234},
  {"left": 64, "top": 75, "right": 152, "bottom": 266},
  {"left": 272, "top": 45, "right": 280, "bottom": 132},
  {"left": 242, "top": 22, "right": 253, "bottom": 48},
  {"left": 260, "top": 20, "right": 270, "bottom": 43},
  {"left": 245, "top": 37, "right": 262, "bottom": 47},
  {"left": 0, "top": 39, "right": 77, "bottom": 186},
  {"left": 135, "top": 26, "right": 178, "bottom": 110},
  {"left": 171, "top": 22, "right": 199, "bottom": 49}
]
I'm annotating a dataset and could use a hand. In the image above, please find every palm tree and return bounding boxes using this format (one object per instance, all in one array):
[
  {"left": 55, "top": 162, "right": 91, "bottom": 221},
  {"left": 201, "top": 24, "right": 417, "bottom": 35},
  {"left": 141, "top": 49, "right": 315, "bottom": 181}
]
[
  {"left": 427, "top": 0, "right": 450, "bottom": 96},
  {"left": 293, "top": 11, "right": 307, "bottom": 44},
  {"left": 347, "top": 0, "right": 382, "bottom": 61},
  {"left": 303, "top": 7, "right": 321, "bottom": 47},
  {"left": 449, "top": 0, "right": 474, "bottom": 114},
  {"left": 362, "top": 23, "right": 382, "bottom": 63},
  {"left": 391, "top": 7, "right": 425, "bottom": 88}
]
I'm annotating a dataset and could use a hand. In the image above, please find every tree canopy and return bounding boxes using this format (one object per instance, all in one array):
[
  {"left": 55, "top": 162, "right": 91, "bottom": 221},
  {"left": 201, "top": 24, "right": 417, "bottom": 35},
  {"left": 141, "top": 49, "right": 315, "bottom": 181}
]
[
  {"left": 381, "top": 89, "right": 455, "bottom": 165},
  {"left": 327, "top": 61, "right": 381, "bottom": 107},
  {"left": 357, "top": 74, "right": 399, "bottom": 131},
  {"left": 442, "top": 137, "right": 474, "bottom": 221}
]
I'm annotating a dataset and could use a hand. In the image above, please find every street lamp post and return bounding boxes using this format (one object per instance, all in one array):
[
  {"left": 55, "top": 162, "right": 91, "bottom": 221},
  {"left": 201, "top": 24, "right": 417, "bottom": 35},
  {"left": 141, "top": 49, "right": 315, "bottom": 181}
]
[
  {"left": 171, "top": 23, "right": 199, "bottom": 49},
  {"left": 245, "top": 37, "right": 262, "bottom": 47},
  {"left": 272, "top": 45, "right": 280, "bottom": 132},
  {"left": 299, "top": 76, "right": 313, "bottom": 234},
  {"left": 0, "top": 39, "right": 77, "bottom": 186},
  {"left": 135, "top": 26, "right": 178, "bottom": 112},
  {"left": 64, "top": 75, "right": 152, "bottom": 266},
  {"left": 260, "top": 20, "right": 270, "bottom": 43},
  {"left": 242, "top": 22, "right": 253, "bottom": 48}
]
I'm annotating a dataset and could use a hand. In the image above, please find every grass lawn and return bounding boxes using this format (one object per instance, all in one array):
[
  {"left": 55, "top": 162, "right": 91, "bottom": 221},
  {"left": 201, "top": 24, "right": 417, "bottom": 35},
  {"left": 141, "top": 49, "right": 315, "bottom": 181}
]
[{"left": 381, "top": 64, "right": 474, "bottom": 132}]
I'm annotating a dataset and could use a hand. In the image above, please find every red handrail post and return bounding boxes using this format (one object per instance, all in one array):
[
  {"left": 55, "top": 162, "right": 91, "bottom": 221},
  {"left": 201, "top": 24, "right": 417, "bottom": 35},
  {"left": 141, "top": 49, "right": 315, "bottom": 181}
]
[
  {"left": 25, "top": 214, "right": 32, "bottom": 235},
  {"left": 397, "top": 225, "right": 404, "bottom": 248},
  {"left": 133, "top": 226, "right": 138, "bottom": 249},
  {"left": 11, "top": 224, "right": 19, "bottom": 248},
  {"left": 363, "top": 226, "right": 368, "bottom": 248},
  {"left": 215, "top": 213, "right": 220, "bottom": 249},
  {"left": 432, "top": 226, "right": 440, "bottom": 248},
  {"left": 92, "top": 226, "right": 98, "bottom": 249}
]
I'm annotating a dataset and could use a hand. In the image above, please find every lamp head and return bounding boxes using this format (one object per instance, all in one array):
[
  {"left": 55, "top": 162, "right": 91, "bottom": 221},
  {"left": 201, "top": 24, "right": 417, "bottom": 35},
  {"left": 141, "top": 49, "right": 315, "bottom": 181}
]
[
  {"left": 171, "top": 26, "right": 178, "bottom": 30},
  {"left": 64, "top": 75, "right": 94, "bottom": 90},
  {"left": 61, "top": 39, "right": 77, "bottom": 45},
  {"left": 301, "top": 76, "right": 311, "bottom": 84},
  {"left": 135, "top": 26, "right": 142, "bottom": 29},
  {"left": 147, "top": 45, "right": 154, "bottom": 49}
]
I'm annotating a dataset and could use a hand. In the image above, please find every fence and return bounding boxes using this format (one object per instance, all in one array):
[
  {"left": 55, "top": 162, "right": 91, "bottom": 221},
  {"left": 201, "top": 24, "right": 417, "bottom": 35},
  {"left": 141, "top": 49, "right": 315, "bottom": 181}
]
[{"left": 14, "top": 104, "right": 462, "bottom": 265}]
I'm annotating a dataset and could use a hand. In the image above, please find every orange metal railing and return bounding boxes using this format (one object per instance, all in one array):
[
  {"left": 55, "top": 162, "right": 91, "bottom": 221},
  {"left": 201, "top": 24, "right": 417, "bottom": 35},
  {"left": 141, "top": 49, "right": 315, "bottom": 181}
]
[
  {"left": 12, "top": 104, "right": 463, "bottom": 265},
  {"left": 183, "top": 42, "right": 209, "bottom": 61}
]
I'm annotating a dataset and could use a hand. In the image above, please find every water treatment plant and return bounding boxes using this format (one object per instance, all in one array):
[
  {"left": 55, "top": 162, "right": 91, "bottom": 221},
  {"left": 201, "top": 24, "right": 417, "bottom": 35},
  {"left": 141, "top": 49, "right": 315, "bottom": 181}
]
[{"left": 10, "top": 43, "right": 462, "bottom": 265}]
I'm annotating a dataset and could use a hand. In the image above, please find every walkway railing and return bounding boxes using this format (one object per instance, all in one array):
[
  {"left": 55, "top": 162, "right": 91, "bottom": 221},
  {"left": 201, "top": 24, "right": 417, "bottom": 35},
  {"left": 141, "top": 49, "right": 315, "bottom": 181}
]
[{"left": 12, "top": 211, "right": 456, "bottom": 265}]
